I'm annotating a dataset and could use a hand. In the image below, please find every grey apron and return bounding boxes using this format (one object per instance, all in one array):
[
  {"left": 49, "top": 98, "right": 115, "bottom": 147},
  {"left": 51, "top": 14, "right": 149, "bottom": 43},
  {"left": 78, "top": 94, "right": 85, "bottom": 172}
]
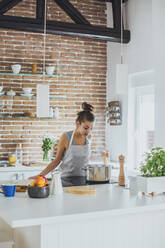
[{"left": 60, "top": 130, "right": 90, "bottom": 177}]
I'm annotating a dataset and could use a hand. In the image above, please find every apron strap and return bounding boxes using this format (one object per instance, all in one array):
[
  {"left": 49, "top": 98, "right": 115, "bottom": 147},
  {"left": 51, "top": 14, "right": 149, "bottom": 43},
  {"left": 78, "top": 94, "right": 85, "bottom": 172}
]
[
  {"left": 52, "top": 130, "right": 75, "bottom": 172},
  {"left": 68, "top": 130, "right": 75, "bottom": 149},
  {"left": 58, "top": 130, "right": 75, "bottom": 167}
]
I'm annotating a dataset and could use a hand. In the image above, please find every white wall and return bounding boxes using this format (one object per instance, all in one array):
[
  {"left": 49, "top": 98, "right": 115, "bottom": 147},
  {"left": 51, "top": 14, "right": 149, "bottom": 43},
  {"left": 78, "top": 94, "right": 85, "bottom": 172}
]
[
  {"left": 152, "top": 0, "right": 165, "bottom": 148},
  {"left": 107, "top": 0, "right": 165, "bottom": 164},
  {"left": 106, "top": 0, "right": 153, "bottom": 163},
  {"left": 106, "top": 3, "right": 128, "bottom": 162}
]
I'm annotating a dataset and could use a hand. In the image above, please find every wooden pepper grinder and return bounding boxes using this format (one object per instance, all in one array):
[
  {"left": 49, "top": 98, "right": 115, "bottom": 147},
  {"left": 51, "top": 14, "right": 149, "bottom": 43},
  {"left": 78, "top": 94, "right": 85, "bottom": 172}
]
[{"left": 118, "top": 155, "right": 125, "bottom": 186}]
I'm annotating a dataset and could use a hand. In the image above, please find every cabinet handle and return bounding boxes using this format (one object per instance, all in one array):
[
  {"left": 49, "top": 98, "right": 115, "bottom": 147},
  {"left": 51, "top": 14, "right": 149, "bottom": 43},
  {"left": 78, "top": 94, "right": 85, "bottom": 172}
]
[{"left": 15, "top": 173, "right": 19, "bottom": 180}]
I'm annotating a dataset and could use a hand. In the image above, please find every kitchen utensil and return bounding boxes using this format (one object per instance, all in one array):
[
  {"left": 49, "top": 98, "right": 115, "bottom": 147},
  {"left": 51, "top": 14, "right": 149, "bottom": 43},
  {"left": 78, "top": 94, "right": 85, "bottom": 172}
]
[
  {"left": 50, "top": 170, "right": 63, "bottom": 195},
  {"left": 23, "top": 162, "right": 47, "bottom": 167},
  {"left": 66, "top": 186, "right": 96, "bottom": 195},
  {"left": 16, "top": 185, "right": 27, "bottom": 192},
  {"left": 83, "top": 164, "right": 111, "bottom": 182},
  {"left": 27, "top": 185, "right": 49, "bottom": 198}
]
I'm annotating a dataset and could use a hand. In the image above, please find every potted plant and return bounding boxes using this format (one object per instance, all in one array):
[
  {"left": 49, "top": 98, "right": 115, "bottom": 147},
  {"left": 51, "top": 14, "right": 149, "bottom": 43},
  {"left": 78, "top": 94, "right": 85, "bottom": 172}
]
[
  {"left": 42, "top": 135, "right": 54, "bottom": 162},
  {"left": 137, "top": 147, "right": 165, "bottom": 194}
]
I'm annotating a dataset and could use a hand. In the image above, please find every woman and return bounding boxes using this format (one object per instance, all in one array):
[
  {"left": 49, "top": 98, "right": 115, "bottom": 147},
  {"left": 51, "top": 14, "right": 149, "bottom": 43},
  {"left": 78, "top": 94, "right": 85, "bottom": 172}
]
[{"left": 31, "top": 102, "right": 95, "bottom": 179}]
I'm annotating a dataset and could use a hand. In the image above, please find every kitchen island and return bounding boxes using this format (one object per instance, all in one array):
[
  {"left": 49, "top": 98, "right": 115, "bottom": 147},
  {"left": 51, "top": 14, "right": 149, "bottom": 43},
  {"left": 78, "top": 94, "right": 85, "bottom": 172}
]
[{"left": 0, "top": 184, "right": 165, "bottom": 248}]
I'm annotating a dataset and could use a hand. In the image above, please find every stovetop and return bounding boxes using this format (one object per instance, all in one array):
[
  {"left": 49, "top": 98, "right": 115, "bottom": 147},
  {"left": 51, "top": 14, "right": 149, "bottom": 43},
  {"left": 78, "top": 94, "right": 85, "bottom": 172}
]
[{"left": 61, "top": 176, "right": 117, "bottom": 187}]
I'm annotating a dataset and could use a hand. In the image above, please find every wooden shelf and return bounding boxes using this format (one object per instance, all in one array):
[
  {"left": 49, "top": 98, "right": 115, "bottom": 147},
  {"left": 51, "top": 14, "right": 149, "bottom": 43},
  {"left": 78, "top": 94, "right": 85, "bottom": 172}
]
[
  {"left": 0, "top": 94, "right": 67, "bottom": 99},
  {"left": 0, "top": 116, "right": 57, "bottom": 120},
  {"left": 0, "top": 72, "right": 64, "bottom": 78}
]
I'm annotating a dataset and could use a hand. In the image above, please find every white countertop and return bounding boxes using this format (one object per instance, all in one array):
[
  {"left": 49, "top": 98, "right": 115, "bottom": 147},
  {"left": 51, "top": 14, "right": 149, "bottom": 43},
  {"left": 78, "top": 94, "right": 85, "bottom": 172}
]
[
  {"left": 0, "top": 166, "right": 47, "bottom": 172},
  {"left": 0, "top": 161, "right": 118, "bottom": 172},
  {"left": 1, "top": 184, "right": 165, "bottom": 228}
]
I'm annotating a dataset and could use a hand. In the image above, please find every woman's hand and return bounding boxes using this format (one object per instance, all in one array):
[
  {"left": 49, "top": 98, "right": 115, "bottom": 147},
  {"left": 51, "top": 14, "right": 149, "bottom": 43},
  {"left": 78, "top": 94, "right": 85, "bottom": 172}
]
[{"left": 28, "top": 175, "right": 39, "bottom": 180}]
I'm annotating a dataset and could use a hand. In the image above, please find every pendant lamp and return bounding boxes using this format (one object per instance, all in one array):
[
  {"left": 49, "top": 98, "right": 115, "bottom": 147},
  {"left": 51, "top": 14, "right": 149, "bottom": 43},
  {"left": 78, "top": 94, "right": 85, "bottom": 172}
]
[
  {"left": 36, "top": 0, "right": 50, "bottom": 118},
  {"left": 116, "top": 0, "right": 128, "bottom": 95}
]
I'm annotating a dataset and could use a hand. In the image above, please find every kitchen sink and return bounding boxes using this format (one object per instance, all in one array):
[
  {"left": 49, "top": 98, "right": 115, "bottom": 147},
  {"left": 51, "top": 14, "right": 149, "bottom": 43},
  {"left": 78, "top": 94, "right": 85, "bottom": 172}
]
[{"left": 0, "top": 161, "right": 14, "bottom": 167}]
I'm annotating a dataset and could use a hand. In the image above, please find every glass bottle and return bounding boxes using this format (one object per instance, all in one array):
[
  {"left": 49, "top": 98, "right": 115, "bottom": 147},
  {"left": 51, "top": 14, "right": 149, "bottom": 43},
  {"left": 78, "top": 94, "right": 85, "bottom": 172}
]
[
  {"left": 54, "top": 107, "right": 59, "bottom": 119},
  {"left": 16, "top": 144, "right": 22, "bottom": 167}
]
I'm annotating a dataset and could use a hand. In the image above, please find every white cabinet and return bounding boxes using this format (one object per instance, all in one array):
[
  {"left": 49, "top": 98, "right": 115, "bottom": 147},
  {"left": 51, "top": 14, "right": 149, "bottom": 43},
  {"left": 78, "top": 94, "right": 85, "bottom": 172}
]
[
  {"left": 0, "top": 172, "right": 19, "bottom": 182},
  {"left": 0, "top": 166, "right": 49, "bottom": 182}
]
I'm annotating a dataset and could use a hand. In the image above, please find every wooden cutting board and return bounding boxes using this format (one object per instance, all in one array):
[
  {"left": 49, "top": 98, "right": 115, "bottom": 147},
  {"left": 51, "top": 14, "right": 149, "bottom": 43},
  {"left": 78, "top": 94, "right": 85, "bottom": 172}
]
[
  {"left": 66, "top": 186, "right": 96, "bottom": 195},
  {"left": 16, "top": 185, "right": 27, "bottom": 192},
  {"left": 23, "top": 162, "right": 47, "bottom": 167}
]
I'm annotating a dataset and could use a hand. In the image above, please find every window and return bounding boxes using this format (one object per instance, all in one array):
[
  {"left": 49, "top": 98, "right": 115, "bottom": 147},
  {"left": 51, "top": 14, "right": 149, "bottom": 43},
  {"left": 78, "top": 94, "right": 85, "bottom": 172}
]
[
  {"left": 135, "top": 88, "right": 155, "bottom": 167},
  {"left": 128, "top": 71, "right": 155, "bottom": 169}
]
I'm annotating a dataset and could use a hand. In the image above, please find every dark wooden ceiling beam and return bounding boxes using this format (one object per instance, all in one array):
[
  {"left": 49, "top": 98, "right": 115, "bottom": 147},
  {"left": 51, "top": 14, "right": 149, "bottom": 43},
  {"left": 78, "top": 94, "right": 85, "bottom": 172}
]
[
  {"left": 0, "top": 0, "right": 131, "bottom": 43},
  {"left": 54, "top": 0, "right": 91, "bottom": 25},
  {"left": 36, "top": 0, "right": 46, "bottom": 21},
  {"left": 0, "top": 0, "right": 23, "bottom": 15},
  {"left": 112, "top": 0, "right": 121, "bottom": 31},
  {"left": 0, "top": 15, "right": 130, "bottom": 43},
  {"left": 98, "top": 0, "right": 128, "bottom": 3}
]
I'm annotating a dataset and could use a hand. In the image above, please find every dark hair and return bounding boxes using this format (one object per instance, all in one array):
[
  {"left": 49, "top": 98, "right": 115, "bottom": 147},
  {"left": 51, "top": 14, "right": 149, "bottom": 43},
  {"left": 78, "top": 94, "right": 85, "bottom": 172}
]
[{"left": 76, "top": 102, "right": 95, "bottom": 123}]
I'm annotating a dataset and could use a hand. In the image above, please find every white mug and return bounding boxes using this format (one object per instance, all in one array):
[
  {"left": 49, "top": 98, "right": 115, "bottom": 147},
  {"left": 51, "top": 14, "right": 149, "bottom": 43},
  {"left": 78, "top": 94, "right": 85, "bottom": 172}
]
[
  {"left": 23, "top": 87, "right": 32, "bottom": 94},
  {"left": 11, "top": 64, "right": 21, "bottom": 74},
  {"left": 46, "top": 66, "right": 55, "bottom": 75}
]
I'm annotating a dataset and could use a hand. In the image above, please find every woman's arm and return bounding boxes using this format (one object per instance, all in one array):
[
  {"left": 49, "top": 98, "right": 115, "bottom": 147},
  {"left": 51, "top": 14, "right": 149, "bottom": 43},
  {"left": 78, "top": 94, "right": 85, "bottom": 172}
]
[{"left": 29, "top": 133, "right": 68, "bottom": 179}]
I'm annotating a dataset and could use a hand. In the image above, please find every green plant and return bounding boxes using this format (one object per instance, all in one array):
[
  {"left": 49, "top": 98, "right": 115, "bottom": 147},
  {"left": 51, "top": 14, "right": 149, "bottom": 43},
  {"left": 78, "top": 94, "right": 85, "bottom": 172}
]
[
  {"left": 140, "top": 147, "right": 165, "bottom": 177},
  {"left": 42, "top": 137, "right": 53, "bottom": 152},
  {"left": 42, "top": 135, "right": 54, "bottom": 162}
]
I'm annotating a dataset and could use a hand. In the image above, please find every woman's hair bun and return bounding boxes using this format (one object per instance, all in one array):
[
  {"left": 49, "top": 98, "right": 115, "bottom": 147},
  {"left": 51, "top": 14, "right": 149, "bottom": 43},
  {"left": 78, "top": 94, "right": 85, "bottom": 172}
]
[
  {"left": 76, "top": 102, "right": 95, "bottom": 123},
  {"left": 82, "top": 102, "right": 94, "bottom": 112}
]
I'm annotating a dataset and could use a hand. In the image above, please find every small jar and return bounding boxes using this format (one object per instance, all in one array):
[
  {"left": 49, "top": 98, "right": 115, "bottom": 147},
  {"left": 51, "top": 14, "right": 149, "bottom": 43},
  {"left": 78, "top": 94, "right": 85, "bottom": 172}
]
[
  {"left": 8, "top": 153, "right": 16, "bottom": 166},
  {"left": 102, "top": 150, "right": 109, "bottom": 164},
  {"left": 32, "top": 64, "right": 37, "bottom": 74}
]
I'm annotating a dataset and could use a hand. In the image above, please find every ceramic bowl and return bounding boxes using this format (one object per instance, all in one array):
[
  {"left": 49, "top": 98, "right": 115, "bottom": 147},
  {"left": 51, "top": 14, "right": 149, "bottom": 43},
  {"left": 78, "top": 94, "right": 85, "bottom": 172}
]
[
  {"left": 27, "top": 185, "right": 50, "bottom": 198},
  {"left": 7, "top": 90, "right": 16, "bottom": 97},
  {"left": 11, "top": 64, "right": 21, "bottom": 74}
]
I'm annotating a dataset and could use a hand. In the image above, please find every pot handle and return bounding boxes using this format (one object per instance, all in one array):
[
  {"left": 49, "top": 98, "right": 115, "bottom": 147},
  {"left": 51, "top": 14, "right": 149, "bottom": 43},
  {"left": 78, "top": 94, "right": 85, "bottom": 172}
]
[{"left": 82, "top": 167, "right": 93, "bottom": 171}]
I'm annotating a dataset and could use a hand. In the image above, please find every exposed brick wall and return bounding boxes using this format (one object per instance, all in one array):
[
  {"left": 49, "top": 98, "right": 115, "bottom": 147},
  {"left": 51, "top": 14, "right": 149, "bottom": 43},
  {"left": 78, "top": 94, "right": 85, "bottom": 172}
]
[{"left": 0, "top": 0, "right": 107, "bottom": 163}]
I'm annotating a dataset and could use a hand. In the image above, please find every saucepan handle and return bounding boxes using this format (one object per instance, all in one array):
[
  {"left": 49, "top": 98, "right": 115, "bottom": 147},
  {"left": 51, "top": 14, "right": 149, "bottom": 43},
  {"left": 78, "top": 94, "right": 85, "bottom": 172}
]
[{"left": 82, "top": 167, "right": 92, "bottom": 171}]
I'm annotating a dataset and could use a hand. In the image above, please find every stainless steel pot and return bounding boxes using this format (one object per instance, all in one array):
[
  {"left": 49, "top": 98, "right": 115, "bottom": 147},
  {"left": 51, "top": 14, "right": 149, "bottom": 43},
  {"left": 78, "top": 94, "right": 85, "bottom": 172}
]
[
  {"left": 83, "top": 165, "right": 111, "bottom": 182},
  {"left": 27, "top": 185, "right": 50, "bottom": 198}
]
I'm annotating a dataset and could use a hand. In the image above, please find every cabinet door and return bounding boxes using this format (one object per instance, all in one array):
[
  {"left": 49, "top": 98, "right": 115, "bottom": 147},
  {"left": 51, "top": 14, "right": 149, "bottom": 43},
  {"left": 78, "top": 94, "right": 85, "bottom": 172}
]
[
  {"left": 0, "top": 170, "right": 51, "bottom": 182},
  {"left": 0, "top": 172, "right": 19, "bottom": 182}
]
